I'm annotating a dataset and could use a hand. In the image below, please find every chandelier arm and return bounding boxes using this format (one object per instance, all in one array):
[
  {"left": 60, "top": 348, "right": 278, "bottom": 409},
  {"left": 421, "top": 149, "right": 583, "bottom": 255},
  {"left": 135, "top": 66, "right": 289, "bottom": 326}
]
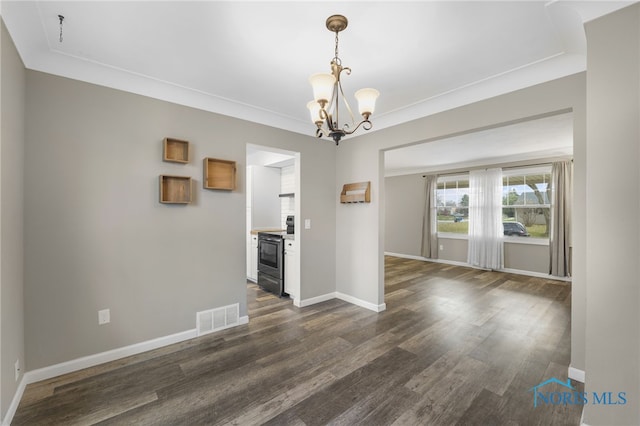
[
  {"left": 331, "top": 77, "right": 340, "bottom": 131},
  {"left": 342, "top": 118, "right": 373, "bottom": 135},
  {"left": 318, "top": 108, "right": 335, "bottom": 133},
  {"left": 337, "top": 78, "right": 356, "bottom": 130}
]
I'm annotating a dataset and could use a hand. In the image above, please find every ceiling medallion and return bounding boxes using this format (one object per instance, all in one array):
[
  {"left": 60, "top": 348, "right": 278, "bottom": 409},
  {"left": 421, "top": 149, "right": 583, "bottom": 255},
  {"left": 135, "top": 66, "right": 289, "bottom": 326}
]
[{"left": 307, "top": 15, "right": 379, "bottom": 146}]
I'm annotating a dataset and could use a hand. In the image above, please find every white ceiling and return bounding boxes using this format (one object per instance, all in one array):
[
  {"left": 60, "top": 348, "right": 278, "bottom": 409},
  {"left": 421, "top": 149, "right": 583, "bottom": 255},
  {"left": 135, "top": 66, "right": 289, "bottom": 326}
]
[
  {"left": 384, "top": 112, "right": 573, "bottom": 176},
  {"left": 1, "top": 1, "right": 633, "bottom": 172},
  {"left": 247, "top": 144, "right": 295, "bottom": 168}
]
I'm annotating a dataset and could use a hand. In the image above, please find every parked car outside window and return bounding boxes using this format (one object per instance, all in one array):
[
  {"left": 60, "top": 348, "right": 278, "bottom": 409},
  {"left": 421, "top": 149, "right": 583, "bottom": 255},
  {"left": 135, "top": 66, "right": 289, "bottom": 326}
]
[{"left": 503, "top": 221, "right": 530, "bottom": 236}]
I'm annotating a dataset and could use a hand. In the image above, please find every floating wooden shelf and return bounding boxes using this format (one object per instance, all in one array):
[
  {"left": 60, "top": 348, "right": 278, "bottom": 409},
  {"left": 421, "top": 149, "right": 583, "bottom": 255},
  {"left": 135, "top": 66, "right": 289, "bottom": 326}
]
[
  {"left": 340, "top": 181, "right": 371, "bottom": 203},
  {"left": 163, "top": 138, "right": 190, "bottom": 163},
  {"left": 160, "top": 175, "right": 192, "bottom": 204},
  {"left": 203, "top": 157, "right": 236, "bottom": 190}
]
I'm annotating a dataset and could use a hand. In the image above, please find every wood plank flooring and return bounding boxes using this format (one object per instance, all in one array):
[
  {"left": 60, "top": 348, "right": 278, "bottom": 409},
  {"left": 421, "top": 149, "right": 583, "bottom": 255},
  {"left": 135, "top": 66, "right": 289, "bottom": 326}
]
[{"left": 13, "top": 257, "right": 583, "bottom": 425}]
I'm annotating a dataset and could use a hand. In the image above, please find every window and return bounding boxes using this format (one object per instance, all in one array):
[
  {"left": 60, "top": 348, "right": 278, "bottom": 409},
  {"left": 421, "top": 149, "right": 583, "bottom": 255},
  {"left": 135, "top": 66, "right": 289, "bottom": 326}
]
[
  {"left": 435, "top": 167, "right": 552, "bottom": 240},
  {"left": 436, "top": 175, "right": 469, "bottom": 234},
  {"left": 502, "top": 167, "right": 551, "bottom": 238}
]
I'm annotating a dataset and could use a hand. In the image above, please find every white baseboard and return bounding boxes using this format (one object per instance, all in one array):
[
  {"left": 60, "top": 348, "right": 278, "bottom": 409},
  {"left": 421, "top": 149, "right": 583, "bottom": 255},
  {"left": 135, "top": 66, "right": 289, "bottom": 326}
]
[
  {"left": 501, "top": 267, "right": 571, "bottom": 282},
  {"left": 298, "top": 292, "right": 386, "bottom": 313},
  {"left": 24, "top": 328, "right": 198, "bottom": 384},
  {"left": 580, "top": 409, "right": 590, "bottom": 426},
  {"left": 569, "top": 365, "right": 585, "bottom": 383},
  {"left": 297, "top": 292, "right": 336, "bottom": 307},
  {"left": 384, "top": 252, "right": 466, "bottom": 267},
  {"left": 435, "top": 258, "right": 471, "bottom": 268},
  {"left": 2, "top": 375, "right": 27, "bottom": 426},
  {"left": 4, "top": 317, "right": 249, "bottom": 424},
  {"left": 336, "top": 292, "right": 386, "bottom": 313},
  {"left": 23, "top": 314, "right": 247, "bottom": 384},
  {"left": 384, "top": 252, "right": 571, "bottom": 282},
  {"left": 384, "top": 252, "right": 427, "bottom": 261}
]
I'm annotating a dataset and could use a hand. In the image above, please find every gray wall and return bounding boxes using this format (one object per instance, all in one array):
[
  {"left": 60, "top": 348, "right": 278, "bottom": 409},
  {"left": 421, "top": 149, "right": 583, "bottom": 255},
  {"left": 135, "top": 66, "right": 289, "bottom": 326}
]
[
  {"left": 384, "top": 174, "right": 424, "bottom": 256},
  {"left": 24, "top": 71, "right": 336, "bottom": 370},
  {"left": 0, "top": 19, "right": 26, "bottom": 420},
  {"left": 584, "top": 4, "right": 639, "bottom": 424},
  {"left": 385, "top": 173, "right": 555, "bottom": 274}
]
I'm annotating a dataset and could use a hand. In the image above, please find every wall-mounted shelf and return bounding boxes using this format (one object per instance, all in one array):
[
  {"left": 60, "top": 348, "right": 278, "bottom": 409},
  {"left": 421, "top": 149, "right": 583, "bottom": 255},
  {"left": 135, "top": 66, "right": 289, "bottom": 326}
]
[
  {"left": 163, "top": 138, "right": 189, "bottom": 163},
  {"left": 340, "top": 181, "right": 371, "bottom": 203},
  {"left": 203, "top": 157, "right": 236, "bottom": 190},
  {"left": 160, "top": 175, "right": 192, "bottom": 204}
]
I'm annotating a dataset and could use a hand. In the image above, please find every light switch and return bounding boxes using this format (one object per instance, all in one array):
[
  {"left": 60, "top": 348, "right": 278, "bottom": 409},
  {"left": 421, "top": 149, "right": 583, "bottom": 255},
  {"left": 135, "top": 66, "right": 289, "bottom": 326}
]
[{"left": 305, "top": 219, "right": 311, "bottom": 229}]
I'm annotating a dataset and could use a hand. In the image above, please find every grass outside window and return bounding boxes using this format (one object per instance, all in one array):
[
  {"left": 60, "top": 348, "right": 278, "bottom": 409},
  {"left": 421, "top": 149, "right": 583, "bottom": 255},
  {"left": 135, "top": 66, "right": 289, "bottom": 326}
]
[{"left": 437, "top": 220, "right": 548, "bottom": 238}]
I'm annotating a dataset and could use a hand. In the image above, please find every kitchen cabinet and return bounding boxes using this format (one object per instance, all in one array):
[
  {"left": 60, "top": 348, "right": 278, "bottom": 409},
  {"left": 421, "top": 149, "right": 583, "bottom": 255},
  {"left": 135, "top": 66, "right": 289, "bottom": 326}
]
[
  {"left": 285, "top": 239, "right": 298, "bottom": 300},
  {"left": 249, "top": 233, "right": 258, "bottom": 282}
]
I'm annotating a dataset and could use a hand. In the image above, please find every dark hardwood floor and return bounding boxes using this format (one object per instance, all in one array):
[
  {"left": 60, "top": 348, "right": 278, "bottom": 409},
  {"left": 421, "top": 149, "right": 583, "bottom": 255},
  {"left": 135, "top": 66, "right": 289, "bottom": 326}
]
[{"left": 13, "top": 257, "right": 583, "bottom": 425}]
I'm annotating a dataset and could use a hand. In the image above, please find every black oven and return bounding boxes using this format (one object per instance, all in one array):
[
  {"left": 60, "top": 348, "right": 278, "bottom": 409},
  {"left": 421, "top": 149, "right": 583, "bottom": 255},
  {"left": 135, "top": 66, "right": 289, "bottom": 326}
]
[{"left": 257, "top": 232, "right": 287, "bottom": 297}]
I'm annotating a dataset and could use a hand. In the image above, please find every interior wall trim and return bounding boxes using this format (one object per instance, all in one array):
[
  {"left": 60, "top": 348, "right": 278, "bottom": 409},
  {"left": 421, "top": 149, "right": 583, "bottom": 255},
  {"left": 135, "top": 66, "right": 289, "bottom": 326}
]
[
  {"left": 3, "top": 375, "right": 27, "bottom": 426},
  {"left": 297, "top": 292, "right": 336, "bottom": 308},
  {"left": 336, "top": 292, "right": 386, "bottom": 313},
  {"left": 2, "top": 326, "right": 216, "bottom": 425},
  {"left": 383, "top": 252, "right": 426, "bottom": 261},
  {"left": 384, "top": 252, "right": 571, "bottom": 282},
  {"left": 580, "top": 410, "right": 590, "bottom": 426},
  {"left": 501, "top": 267, "right": 571, "bottom": 282},
  {"left": 24, "top": 329, "right": 198, "bottom": 384},
  {"left": 297, "top": 292, "right": 386, "bottom": 313},
  {"left": 17, "top": 315, "right": 249, "bottom": 391},
  {"left": 384, "top": 252, "right": 468, "bottom": 267},
  {"left": 569, "top": 365, "right": 586, "bottom": 383}
]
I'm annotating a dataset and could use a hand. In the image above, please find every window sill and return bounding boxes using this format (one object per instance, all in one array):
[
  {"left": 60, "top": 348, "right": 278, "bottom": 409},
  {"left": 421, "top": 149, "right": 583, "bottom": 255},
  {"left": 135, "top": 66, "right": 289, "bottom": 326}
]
[
  {"left": 437, "top": 233, "right": 549, "bottom": 246},
  {"left": 437, "top": 233, "right": 468, "bottom": 240},
  {"left": 503, "top": 237, "right": 549, "bottom": 246}
]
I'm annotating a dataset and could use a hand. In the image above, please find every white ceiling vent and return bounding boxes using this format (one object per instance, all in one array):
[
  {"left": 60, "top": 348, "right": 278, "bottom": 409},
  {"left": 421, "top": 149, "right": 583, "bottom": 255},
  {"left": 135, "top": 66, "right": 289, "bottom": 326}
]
[{"left": 197, "top": 304, "right": 240, "bottom": 337}]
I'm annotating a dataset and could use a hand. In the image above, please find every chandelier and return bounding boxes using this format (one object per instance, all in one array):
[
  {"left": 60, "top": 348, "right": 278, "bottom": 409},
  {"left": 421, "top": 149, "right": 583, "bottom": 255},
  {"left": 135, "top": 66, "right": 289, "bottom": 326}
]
[{"left": 307, "top": 15, "right": 380, "bottom": 145}]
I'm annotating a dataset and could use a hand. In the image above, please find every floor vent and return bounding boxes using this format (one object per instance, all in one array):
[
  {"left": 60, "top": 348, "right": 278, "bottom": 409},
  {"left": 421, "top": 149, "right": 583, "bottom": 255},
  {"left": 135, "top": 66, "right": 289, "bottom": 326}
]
[{"left": 196, "top": 303, "right": 240, "bottom": 337}]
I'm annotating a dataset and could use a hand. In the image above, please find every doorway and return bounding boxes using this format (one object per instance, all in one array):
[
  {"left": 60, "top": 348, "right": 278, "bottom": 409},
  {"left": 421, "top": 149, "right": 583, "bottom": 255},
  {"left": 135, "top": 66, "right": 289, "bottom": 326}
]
[{"left": 246, "top": 143, "right": 301, "bottom": 305}]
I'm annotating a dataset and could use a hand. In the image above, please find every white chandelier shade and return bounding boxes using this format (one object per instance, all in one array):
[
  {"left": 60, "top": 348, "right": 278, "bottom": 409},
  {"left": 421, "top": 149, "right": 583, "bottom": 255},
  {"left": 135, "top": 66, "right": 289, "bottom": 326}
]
[
  {"left": 309, "top": 73, "right": 336, "bottom": 105},
  {"left": 354, "top": 88, "right": 380, "bottom": 116},
  {"left": 306, "top": 100, "right": 323, "bottom": 125}
]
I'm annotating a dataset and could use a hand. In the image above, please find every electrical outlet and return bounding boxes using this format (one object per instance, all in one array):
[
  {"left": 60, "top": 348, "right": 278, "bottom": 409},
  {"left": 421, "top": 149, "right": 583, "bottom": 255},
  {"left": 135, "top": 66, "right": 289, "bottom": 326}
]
[
  {"left": 439, "top": 244, "right": 444, "bottom": 251},
  {"left": 98, "top": 309, "right": 110, "bottom": 325},
  {"left": 14, "top": 359, "right": 20, "bottom": 382},
  {"left": 304, "top": 219, "right": 311, "bottom": 229}
]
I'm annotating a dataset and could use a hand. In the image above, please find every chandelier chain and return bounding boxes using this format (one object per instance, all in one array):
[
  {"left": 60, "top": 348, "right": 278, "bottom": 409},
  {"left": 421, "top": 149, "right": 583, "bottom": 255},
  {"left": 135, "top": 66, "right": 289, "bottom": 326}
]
[{"left": 334, "top": 31, "right": 340, "bottom": 64}]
